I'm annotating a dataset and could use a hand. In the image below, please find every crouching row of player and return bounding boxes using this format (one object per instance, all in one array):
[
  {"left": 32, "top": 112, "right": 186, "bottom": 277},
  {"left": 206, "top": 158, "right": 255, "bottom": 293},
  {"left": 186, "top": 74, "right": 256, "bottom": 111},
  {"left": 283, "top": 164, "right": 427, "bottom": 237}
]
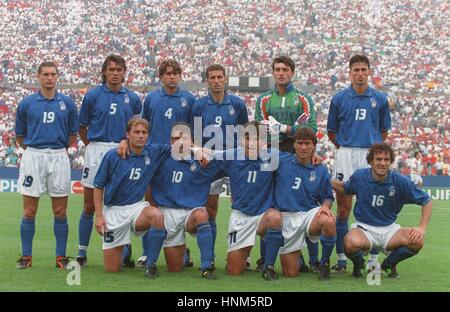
[{"left": 94, "top": 118, "right": 431, "bottom": 281}]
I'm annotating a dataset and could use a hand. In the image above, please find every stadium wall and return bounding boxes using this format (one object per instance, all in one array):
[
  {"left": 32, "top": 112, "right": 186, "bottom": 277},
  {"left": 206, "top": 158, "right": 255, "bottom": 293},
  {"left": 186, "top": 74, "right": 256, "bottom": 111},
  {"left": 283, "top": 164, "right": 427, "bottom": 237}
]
[{"left": 0, "top": 168, "right": 449, "bottom": 199}]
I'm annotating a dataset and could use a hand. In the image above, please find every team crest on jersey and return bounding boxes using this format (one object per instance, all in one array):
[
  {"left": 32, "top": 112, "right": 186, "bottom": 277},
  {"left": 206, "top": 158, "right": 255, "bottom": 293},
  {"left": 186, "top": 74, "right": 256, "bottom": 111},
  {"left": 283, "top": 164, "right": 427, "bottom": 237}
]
[
  {"left": 144, "top": 156, "right": 151, "bottom": 165},
  {"left": 229, "top": 106, "right": 235, "bottom": 115},
  {"left": 180, "top": 97, "right": 187, "bottom": 107},
  {"left": 309, "top": 171, "right": 316, "bottom": 182},
  {"left": 190, "top": 162, "right": 197, "bottom": 172},
  {"left": 389, "top": 186, "right": 395, "bottom": 197},
  {"left": 370, "top": 98, "right": 377, "bottom": 108},
  {"left": 124, "top": 94, "right": 130, "bottom": 104},
  {"left": 293, "top": 96, "right": 299, "bottom": 106},
  {"left": 59, "top": 101, "right": 66, "bottom": 111}
]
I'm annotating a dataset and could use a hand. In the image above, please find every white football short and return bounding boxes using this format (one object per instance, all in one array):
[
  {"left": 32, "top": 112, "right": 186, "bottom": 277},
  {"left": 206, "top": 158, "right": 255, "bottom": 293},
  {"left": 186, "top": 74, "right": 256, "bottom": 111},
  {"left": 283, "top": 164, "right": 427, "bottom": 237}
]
[
  {"left": 351, "top": 221, "right": 401, "bottom": 254},
  {"left": 279, "top": 207, "right": 321, "bottom": 255},
  {"left": 81, "top": 141, "right": 118, "bottom": 188},
  {"left": 18, "top": 147, "right": 71, "bottom": 197},
  {"left": 227, "top": 209, "right": 266, "bottom": 252},
  {"left": 332, "top": 147, "right": 369, "bottom": 182},
  {"left": 102, "top": 201, "right": 150, "bottom": 250},
  {"left": 209, "top": 176, "right": 230, "bottom": 195},
  {"left": 161, "top": 206, "right": 204, "bottom": 248}
]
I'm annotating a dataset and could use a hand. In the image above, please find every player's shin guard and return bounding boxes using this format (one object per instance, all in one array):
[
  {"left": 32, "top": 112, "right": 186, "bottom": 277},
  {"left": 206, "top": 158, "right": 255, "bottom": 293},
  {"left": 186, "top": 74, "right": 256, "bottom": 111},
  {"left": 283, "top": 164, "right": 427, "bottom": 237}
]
[
  {"left": 336, "top": 218, "right": 348, "bottom": 265},
  {"left": 78, "top": 212, "right": 93, "bottom": 257},
  {"left": 146, "top": 228, "right": 166, "bottom": 268},
  {"left": 54, "top": 217, "right": 68, "bottom": 257},
  {"left": 141, "top": 232, "right": 149, "bottom": 257},
  {"left": 196, "top": 222, "right": 213, "bottom": 270},
  {"left": 384, "top": 246, "right": 417, "bottom": 267},
  {"left": 263, "top": 229, "right": 283, "bottom": 268},
  {"left": 209, "top": 219, "right": 217, "bottom": 260},
  {"left": 320, "top": 235, "right": 336, "bottom": 265},
  {"left": 20, "top": 217, "right": 35, "bottom": 256},
  {"left": 307, "top": 237, "right": 319, "bottom": 264}
]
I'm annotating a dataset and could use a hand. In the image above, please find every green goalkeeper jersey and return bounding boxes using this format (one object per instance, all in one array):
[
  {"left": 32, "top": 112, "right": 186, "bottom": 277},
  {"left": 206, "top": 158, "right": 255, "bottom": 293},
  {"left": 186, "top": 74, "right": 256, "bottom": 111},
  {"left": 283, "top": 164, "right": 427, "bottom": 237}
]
[{"left": 254, "top": 83, "right": 317, "bottom": 143}]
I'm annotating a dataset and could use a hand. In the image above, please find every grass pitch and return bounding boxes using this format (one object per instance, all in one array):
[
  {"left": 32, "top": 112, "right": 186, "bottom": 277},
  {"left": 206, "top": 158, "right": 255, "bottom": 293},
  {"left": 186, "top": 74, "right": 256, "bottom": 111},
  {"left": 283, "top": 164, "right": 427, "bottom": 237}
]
[{"left": 1, "top": 193, "right": 449, "bottom": 292}]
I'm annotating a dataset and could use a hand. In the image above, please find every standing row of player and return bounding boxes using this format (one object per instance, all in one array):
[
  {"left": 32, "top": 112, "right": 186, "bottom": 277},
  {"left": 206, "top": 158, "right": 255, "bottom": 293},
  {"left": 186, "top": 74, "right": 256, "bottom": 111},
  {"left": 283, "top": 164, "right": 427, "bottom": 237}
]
[{"left": 14, "top": 54, "right": 432, "bottom": 281}]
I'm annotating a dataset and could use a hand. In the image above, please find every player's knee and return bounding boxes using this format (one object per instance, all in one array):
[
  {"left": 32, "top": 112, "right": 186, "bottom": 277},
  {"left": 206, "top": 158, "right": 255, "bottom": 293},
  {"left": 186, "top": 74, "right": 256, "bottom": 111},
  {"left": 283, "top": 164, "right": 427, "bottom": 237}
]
[
  {"left": 344, "top": 233, "right": 361, "bottom": 251},
  {"left": 266, "top": 210, "right": 282, "bottom": 228},
  {"left": 192, "top": 209, "right": 209, "bottom": 224},
  {"left": 150, "top": 210, "right": 164, "bottom": 228},
  {"left": 23, "top": 209, "right": 37, "bottom": 219},
  {"left": 282, "top": 267, "right": 299, "bottom": 278},
  {"left": 167, "top": 264, "right": 183, "bottom": 272},
  {"left": 321, "top": 216, "right": 336, "bottom": 236},
  {"left": 227, "top": 265, "right": 245, "bottom": 276},
  {"left": 408, "top": 239, "right": 424, "bottom": 252}
]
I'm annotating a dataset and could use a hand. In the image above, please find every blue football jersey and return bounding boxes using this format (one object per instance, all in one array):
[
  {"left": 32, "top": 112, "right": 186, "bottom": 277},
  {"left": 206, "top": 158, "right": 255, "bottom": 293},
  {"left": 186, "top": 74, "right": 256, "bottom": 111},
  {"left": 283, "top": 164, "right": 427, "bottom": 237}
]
[
  {"left": 15, "top": 91, "right": 79, "bottom": 149},
  {"left": 94, "top": 144, "right": 171, "bottom": 206},
  {"left": 191, "top": 93, "right": 249, "bottom": 150},
  {"left": 142, "top": 87, "right": 196, "bottom": 144},
  {"left": 274, "top": 152, "right": 334, "bottom": 212},
  {"left": 344, "top": 168, "right": 431, "bottom": 226},
  {"left": 213, "top": 148, "right": 274, "bottom": 216},
  {"left": 327, "top": 86, "right": 391, "bottom": 148},
  {"left": 79, "top": 84, "right": 142, "bottom": 143},
  {"left": 151, "top": 157, "right": 224, "bottom": 209}
]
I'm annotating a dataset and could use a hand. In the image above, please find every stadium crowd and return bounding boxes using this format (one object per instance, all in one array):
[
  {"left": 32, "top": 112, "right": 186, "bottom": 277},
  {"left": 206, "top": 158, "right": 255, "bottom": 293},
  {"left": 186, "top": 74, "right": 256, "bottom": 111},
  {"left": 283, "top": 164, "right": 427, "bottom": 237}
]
[{"left": 0, "top": 0, "right": 448, "bottom": 174}]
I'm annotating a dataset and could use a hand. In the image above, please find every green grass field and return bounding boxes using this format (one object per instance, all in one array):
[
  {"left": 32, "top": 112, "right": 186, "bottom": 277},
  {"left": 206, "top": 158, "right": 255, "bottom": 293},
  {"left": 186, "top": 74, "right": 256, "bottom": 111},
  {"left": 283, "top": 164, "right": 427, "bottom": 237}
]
[{"left": 1, "top": 192, "right": 449, "bottom": 292}]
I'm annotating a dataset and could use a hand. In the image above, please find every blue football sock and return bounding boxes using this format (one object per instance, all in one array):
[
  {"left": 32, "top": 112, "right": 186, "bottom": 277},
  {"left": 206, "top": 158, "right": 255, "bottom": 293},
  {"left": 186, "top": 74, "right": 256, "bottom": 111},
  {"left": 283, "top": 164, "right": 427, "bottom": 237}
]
[
  {"left": 141, "top": 231, "right": 149, "bottom": 257},
  {"left": 54, "top": 217, "right": 68, "bottom": 257},
  {"left": 264, "top": 229, "right": 283, "bottom": 268},
  {"left": 259, "top": 237, "right": 266, "bottom": 261},
  {"left": 320, "top": 235, "right": 336, "bottom": 266},
  {"left": 122, "top": 244, "right": 132, "bottom": 263},
  {"left": 146, "top": 228, "right": 166, "bottom": 268},
  {"left": 384, "top": 246, "right": 417, "bottom": 266},
  {"left": 209, "top": 219, "right": 217, "bottom": 260},
  {"left": 20, "top": 217, "right": 35, "bottom": 256},
  {"left": 336, "top": 218, "right": 348, "bottom": 265},
  {"left": 78, "top": 212, "right": 93, "bottom": 257},
  {"left": 196, "top": 222, "right": 213, "bottom": 270},
  {"left": 306, "top": 237, "right": 319, "bottom": 264}
]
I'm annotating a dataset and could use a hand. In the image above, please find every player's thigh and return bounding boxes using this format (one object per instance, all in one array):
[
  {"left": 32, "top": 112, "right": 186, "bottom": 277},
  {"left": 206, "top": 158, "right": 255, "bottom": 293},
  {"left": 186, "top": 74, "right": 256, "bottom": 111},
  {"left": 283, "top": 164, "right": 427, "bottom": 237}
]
[
  {"left": 103, "top": 245, "right": 124, "bottom": 272},
  {"left": 135, "top": 203, "right": 163, "bottom": 231},
  {"left": 257, "top": 208, "right": 282, "bottom": 236},
  {"left": 50, "top": 196, "right": 69, "bottom": 218},
  {"left": 164, "top": 245, "right": 185, "bottom": 272},
  {"left": 385, "top": 228, "right": 412, "bottom": 251},
  {"left": 280, "top": 251, "right": 300, "bottom": 277},
  {"left": 227, "top": 246, "right": 252, "bottom": 275}
]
